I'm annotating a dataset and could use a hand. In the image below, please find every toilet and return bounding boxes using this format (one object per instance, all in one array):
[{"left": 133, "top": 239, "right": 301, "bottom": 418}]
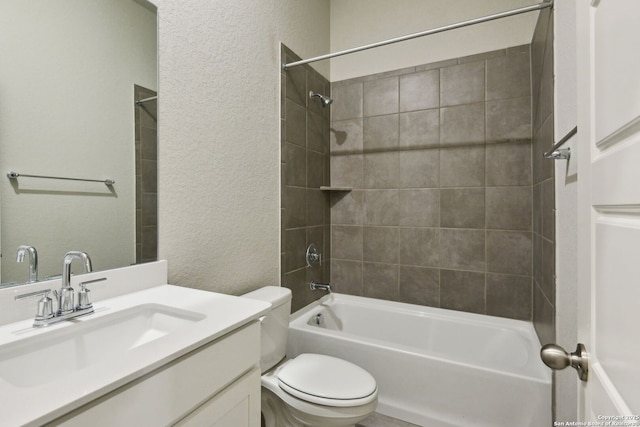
[{"left": 243, "top": 286, "right": 377, "bottom": 427}]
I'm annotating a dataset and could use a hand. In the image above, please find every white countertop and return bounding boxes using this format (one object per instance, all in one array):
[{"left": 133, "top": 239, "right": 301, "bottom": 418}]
[{"left": 0, "top": 284, "right": 270, "bottom": 427}]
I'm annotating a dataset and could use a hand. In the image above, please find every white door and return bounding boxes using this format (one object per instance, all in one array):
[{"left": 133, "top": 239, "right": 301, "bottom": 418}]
[{"left": 576, "top": 0, "right": 640, "bottom": 421}]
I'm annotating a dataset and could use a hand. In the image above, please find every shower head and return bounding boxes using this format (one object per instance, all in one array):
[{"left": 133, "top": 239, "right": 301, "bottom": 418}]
[{"left": 309, "top": 91, "right": 333, "bottom": 107}]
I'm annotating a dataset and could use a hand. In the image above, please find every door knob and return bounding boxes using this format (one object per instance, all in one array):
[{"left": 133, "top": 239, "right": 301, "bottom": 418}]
[{"left": 540, "top": 343, "right": 589, "bottom": 382}]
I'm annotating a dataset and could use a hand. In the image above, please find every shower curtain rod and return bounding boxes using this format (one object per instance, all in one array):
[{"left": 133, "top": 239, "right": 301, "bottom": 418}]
[{"left": 283, "top": 1, "right": 553, "bottom": 70}]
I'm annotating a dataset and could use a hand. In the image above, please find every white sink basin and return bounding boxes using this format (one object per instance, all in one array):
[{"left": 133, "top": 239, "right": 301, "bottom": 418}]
[
  {"left": 0, "top": 304, "right": 205, "bottom": 388},
  {"left": 0, "top": 283, "right": 271, "bottom": 427}
]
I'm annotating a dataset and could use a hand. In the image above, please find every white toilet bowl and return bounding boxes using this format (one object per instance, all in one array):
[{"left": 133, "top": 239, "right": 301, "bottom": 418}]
[
  {"left": 261, "top": 354, "right": 377, "bottom": 427},
  {"left": 242, "top": 287, "right": 378, "bottom": 427}
]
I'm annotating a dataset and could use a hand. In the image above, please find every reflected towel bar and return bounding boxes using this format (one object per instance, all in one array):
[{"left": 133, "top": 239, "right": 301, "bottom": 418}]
[
  {"left": 135, "top": 96, "right": 157, "bottom": 105},
  {"left": 7, "top": 171, "right": 115, "bottom": 186},
  {"left": 544, "top": 126, "right": 577, "bottom": 160}
]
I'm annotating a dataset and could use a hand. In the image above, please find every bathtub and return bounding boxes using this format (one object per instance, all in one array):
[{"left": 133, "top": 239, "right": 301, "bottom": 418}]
[{"left": 287, "top": 293, "right": 551, "bottom": 427}]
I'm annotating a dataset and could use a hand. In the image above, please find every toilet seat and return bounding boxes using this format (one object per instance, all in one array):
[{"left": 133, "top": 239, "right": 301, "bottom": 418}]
[{"left": 277, "top": 354, "right": 377, "bottom": 407}]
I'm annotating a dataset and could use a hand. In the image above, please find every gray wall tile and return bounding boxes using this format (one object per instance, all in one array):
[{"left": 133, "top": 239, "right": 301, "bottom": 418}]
[
  {"left": 330, "top": 119, "right": 363, "bottom": 154},
  {"left": 398, "top": 189, "right": 440, "bottom": 227},
  {"left": 441, "top": 188, "right": 485, "bottom": 229},
  {"left": 440, "top": 61, "right": 485, "bottom": 106},
  {"left": 364, "top": 114, "right": 399, "bottom": 151},
  {"left": 440, "top": 146, "right": 485, "bottom": 187},
  {"left": 332, "top": 225, "right": 363, "bottom": 261},
  {"left": 486, "top": 96, "right": 532, "bottom": 143},
  {"left": 533, "top": 115, "right": 554, "bottom": 184},
  {"left": 486, "top": 273, "right": 532, "bottom": 320},
  {"left": 328, "top": 45, "right": 536, "bottom": 321},
  {"left": 331, "top": 154, "right": 363, "bottom": 188},
  {"left": 307, "top": 150, "right": 325, "bottom": 188},
  {"left": 399, "top": 227, "right": 439, "bottom": 267},
  {"left": 440, "top": 229, "right": 485, "bottom": 271},
  {"left": 533, "top": 284, "right": 555, "bottom": 345},
  {"left": 363, "top": 263, "right": 399, "bottom": 300},
  {"left": 284, "top": 142, "right": 306, "bottom": 187},
  {"left": 286, "top": 99, "right": 307, "bottom": 147},
  {"left": 332, "top": 82, "right": 363, "bottom": 121},
  {"left": 441, "top": 269, "right": 485, "bottom": 314},
  {"left": 399, "top": 266, "right": 440, "bottom": 306},
  {"left": 283, "top": 186, "right": 306, "bottom": 229},
  {"left": 440, "top": 103, "right": 485, "bottom": 146},
  {"left": 364, "top": 77, "right": 399, "bottom": 116},
  {"left": 400, "top": 70, "right": 439, "bottom": 112},
  {"left": 542, "top": 178, "right": 555, "bottom": 240},
  {"left": 486, "top": 141, "right": 532, "bottom": 186},
  {"left": 399, "top": 149, "right": 439, "bottom": 188},
  {"left": 331, "top": 259, "right": 363, "bottom": 295},
  {"left": 285, "top": 62, "right": 307, "bottom": 107},
  {"left": 364, "top": 189, "right": 399, "bottom": 225},
  {"left": 331, "top": 190, "right": 364, "bottom": 225},
  {"left": 487, "top": 231, "right": 533, "bottom": 275},
  {"left": 486, "top": 49, "right": 531, "bottom": 101},
  {"left": 364, "top": 152, "right": 399, "bottom": 189},
  {"left": 281, "top": 45, "right": 332, "bottom": 312},
  {"left": 308, "top": 111, "right": 328, "bottom": 153},
  {"left": 285, "top": 228, "right": 307, "bottom": 271},
  {"left": 306, "top": 189, "right": 326, "bottom": 226},
  {"left": 486, "top": 187, "right": 532, "bottom": 230},
  {"left": 364, "top": 226, "right": 399, "bottom": 263},
  {"left": 399, "top": 109, "right": 439, "bottom": 149}
]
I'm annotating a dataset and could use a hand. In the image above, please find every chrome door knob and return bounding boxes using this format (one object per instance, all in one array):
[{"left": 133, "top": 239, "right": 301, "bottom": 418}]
[{"left": 540, "top": 343, "right": 589, "bottom": 382}]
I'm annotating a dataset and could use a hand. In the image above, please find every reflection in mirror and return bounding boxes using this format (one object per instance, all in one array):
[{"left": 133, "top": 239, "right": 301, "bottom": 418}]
[{"left": 0, "top": 0, "right": 157, "bottom": 286}]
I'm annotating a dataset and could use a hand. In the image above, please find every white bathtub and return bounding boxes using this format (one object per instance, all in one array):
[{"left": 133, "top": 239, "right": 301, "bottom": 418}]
[{"left": 287, "top": 293, "right": 551, "bottom": 427}]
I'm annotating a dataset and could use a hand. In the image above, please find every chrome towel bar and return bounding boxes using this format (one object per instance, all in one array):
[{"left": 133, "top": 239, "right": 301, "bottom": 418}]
[
  {"left": 7, "top": 171, "right": 115, "bottom": 186},
  {"left": 544, "top": 126, "right": 577, "bottom": 160}
]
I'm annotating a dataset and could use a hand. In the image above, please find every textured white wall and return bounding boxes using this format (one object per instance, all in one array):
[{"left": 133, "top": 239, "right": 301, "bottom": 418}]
[
  {"left": 330, "top": 0, "right": 539, "bottom": 81},
  {"left": 155, "top": 0, "right": 329, "bottom": 294},
  {"left": 553, "top": 0, "right": 579, "bottom": 421},
  {"left": 0, "top": 0, "right": 156, "bottom": 282}
]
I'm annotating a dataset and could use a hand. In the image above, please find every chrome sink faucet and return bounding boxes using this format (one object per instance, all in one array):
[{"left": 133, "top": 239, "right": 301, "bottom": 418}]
[
  {"left": 58, "top": 251, "right": 93, "bottom": 315},
  {"left": 16, "top": 245, "right": 38, "bottom": 283},
  {"left": 15, "top": 251, "right": 102, "bottom": 327}
]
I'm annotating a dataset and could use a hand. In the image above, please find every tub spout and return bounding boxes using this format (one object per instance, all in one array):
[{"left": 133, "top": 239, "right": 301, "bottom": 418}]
[{"left": 309, "top": 281, "right": 331, "bottom": 293}]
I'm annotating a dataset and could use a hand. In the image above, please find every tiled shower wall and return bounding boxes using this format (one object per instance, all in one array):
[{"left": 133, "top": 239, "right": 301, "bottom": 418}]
[
  {"left": 135, "top": 85, "right": 158, "bottom": 264},
  {"left": 281, "top": 46, "right": 331, "bottom": 312},
  {"left": 531, "top": 9, "right": 556, "bottom": 344},
  {"left": 329, "top": 46, "right": 534, "bottom": 320}
]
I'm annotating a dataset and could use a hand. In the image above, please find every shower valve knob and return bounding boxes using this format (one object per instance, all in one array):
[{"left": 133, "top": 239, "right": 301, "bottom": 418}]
[{"left": 306, "top": 243, "right": 322, "bottom": 267}]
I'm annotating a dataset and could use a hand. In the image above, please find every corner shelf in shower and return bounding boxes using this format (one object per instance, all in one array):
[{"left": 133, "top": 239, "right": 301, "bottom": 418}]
[{"left": 319, "top": 186, "right": 352, "bottom": 192}]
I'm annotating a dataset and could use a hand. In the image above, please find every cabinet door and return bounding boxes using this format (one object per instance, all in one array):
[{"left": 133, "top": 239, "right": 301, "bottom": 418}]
[{"left": 176, "top": 367, "right": 261, "bottom": 427}]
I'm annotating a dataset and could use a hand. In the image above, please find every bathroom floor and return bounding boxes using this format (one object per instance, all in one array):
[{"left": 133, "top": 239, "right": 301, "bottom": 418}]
[{"left": 357, "top": 413, "right": 420, "bottom": 427}]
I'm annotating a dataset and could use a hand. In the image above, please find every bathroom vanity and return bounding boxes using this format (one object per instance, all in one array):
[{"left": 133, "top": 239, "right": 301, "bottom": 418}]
[{"left": 0, "top": 261, "right": 270, "bottom": 426}]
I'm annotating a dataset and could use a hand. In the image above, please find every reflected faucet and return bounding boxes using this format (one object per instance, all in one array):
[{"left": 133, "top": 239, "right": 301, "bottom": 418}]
[
  {"left": 16, "top": 245, "right": 38, "bottom": 283},
  {"left": 58, "top": 251, "right": 92, "bottom": 315}
]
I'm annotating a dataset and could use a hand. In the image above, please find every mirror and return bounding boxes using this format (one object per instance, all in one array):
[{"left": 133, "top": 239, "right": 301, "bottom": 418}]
[{"left": 0, "top": 0, "right": 158, "bottom": 285}]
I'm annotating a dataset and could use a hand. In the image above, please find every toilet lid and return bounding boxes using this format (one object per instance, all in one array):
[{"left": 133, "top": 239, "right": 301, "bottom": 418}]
[{"left": 277, "top": 354, "right": 377, "bottom": 407}]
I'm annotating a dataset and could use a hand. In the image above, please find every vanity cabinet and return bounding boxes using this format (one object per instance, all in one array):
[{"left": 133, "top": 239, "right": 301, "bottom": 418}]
[{"left": 49, "top": 322, "right": 261, "bottom": 427}]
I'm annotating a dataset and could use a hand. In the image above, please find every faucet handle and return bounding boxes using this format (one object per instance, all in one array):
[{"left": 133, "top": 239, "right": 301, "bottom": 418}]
[
  {"left": 77, "top": 277, "right": 106, "bottom": 311},
  {"left": 15, "top": 289, "right": 55, "bottom": 321}
]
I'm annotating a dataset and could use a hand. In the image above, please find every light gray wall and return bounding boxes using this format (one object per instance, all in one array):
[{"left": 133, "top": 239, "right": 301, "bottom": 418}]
[
  {"left": 329, "top": 0, "right": 539, "bottom": 81},
  {"left": 155, "top": 0, "right": 330, "bottom": 294}
]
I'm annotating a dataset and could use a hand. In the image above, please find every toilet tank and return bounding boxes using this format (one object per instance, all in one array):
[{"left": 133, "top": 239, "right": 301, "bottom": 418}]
[{"left": 242, "top": 286, "right": 292, "bottom": 373}]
